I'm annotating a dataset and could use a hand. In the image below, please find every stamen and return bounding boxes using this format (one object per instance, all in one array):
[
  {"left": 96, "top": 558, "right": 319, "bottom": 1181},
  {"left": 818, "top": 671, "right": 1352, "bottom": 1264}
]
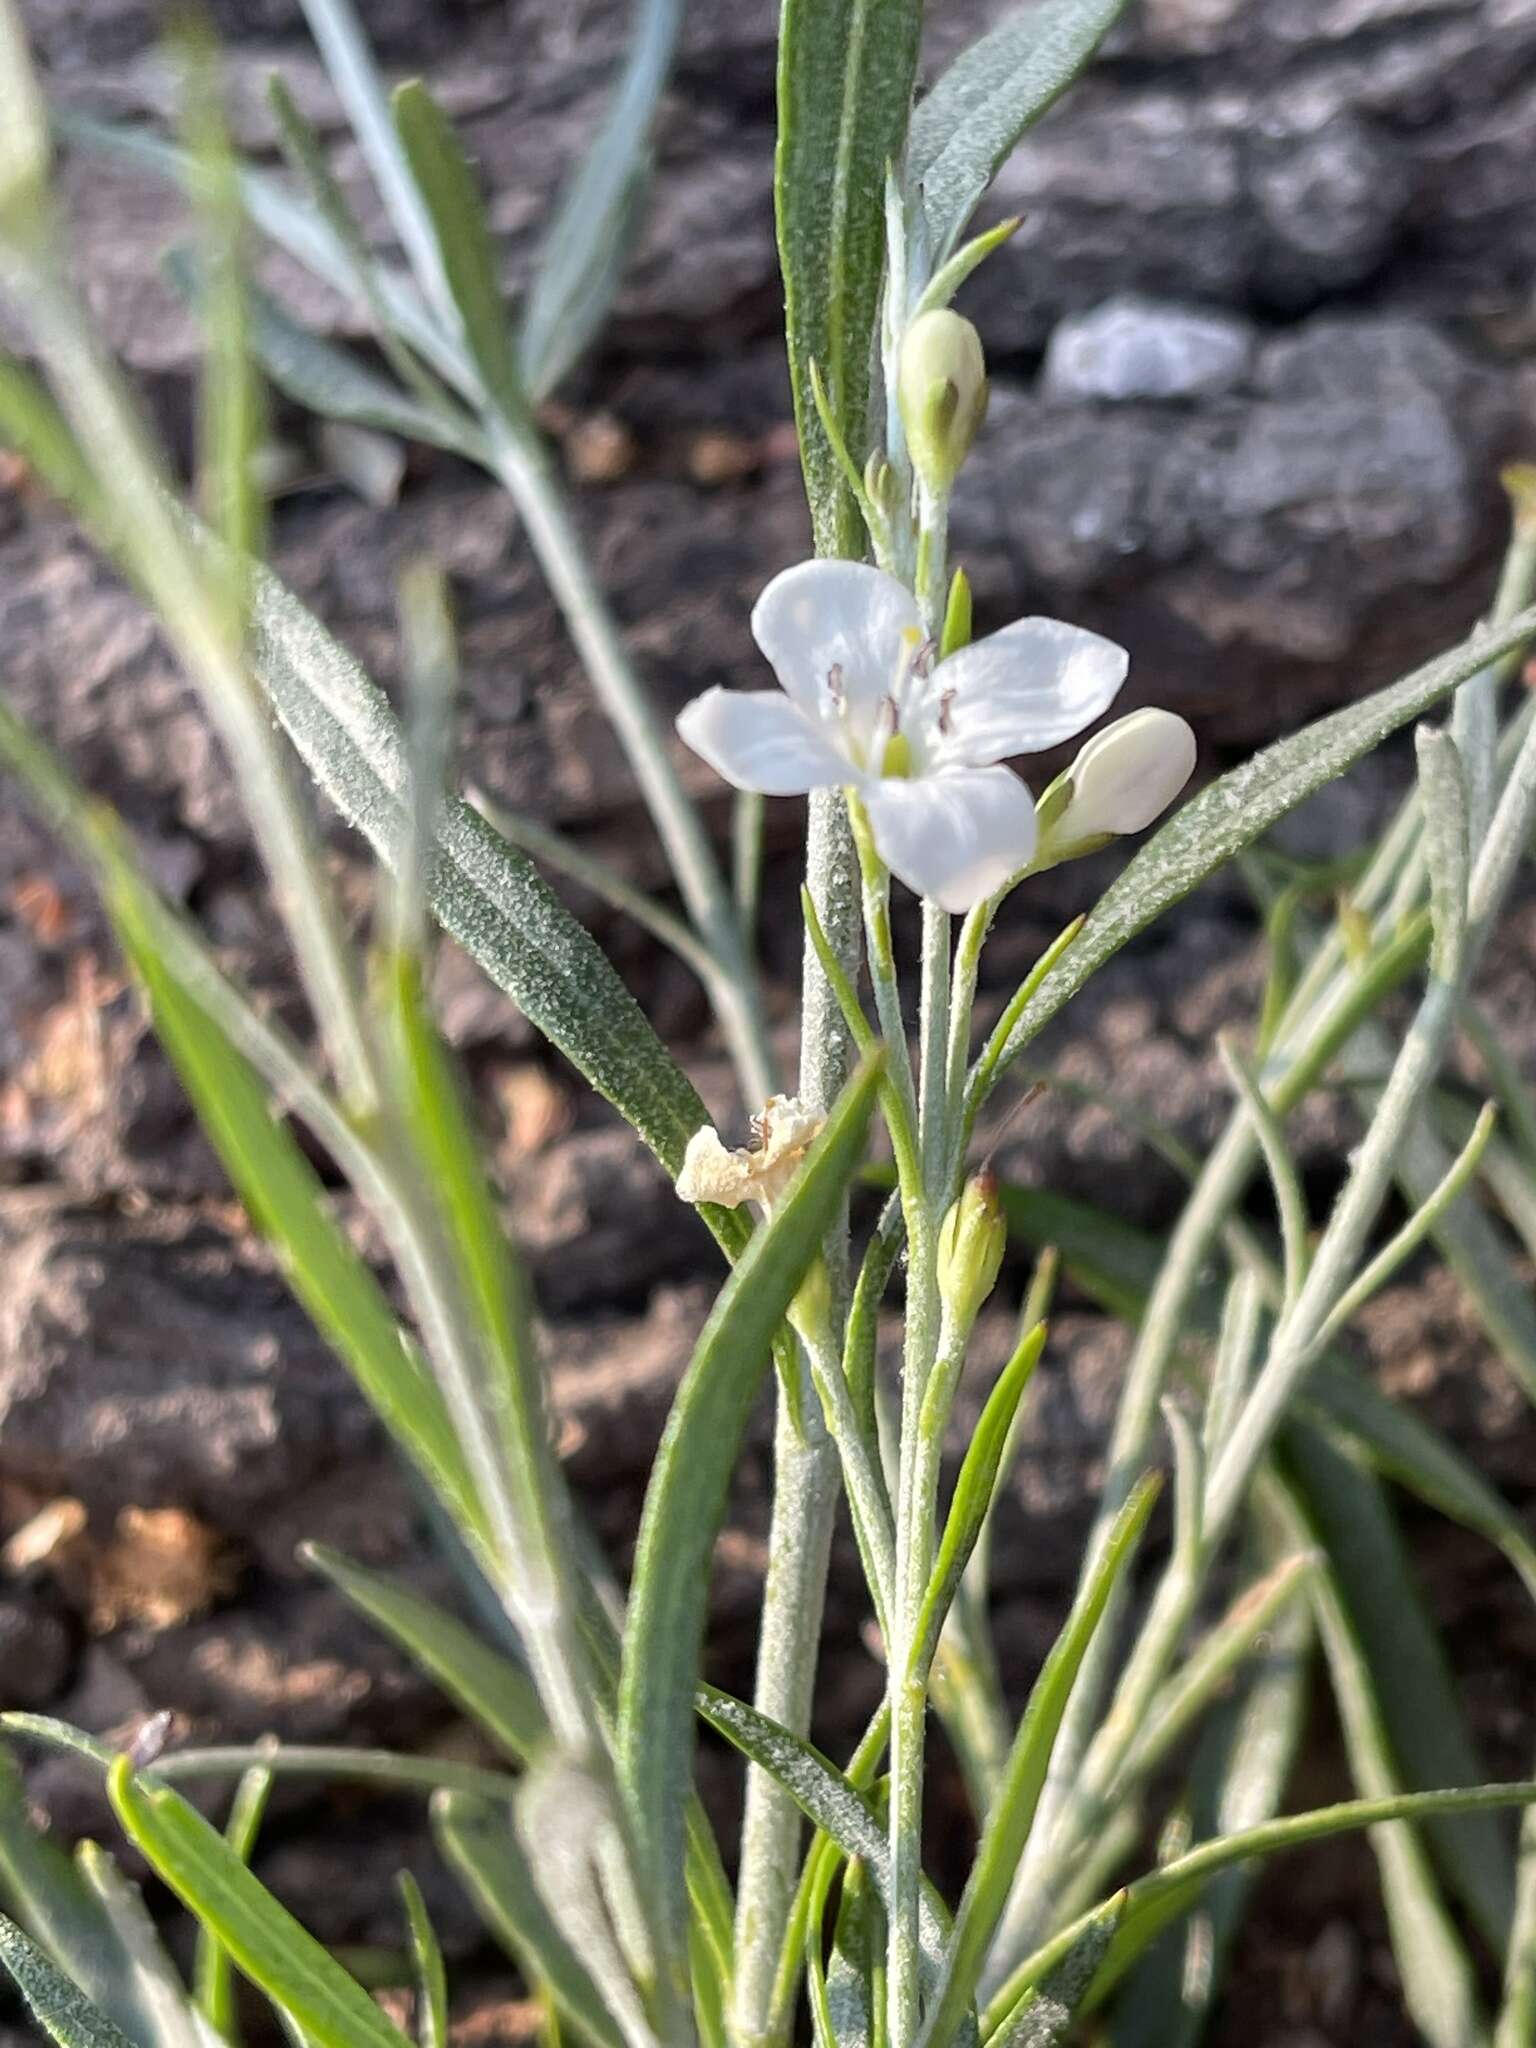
[
  {"left": 938, "top": 687, "right": 956, "bottom": 736},
  {"left": 825, "top": 662, "right": 846, "bottom": 707}
]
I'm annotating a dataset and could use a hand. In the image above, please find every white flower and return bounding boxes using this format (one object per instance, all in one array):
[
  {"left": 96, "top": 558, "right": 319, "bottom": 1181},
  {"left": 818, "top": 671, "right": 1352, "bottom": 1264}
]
[
  {"left": 676, "top": 560, "right": 1130, "bottom": 913},
  {"left": 1047, "top": 708, "right": 1197, "bottom": 847},
  {"left": 675, "top": 1094, "right": 825, "bottom": 1209}
]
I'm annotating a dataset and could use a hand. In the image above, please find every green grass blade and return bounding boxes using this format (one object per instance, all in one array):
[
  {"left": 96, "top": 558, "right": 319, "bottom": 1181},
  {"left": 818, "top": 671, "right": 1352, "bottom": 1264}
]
[
  {"left": 296, "top": 0, "right": 444, "bottom": 316},
  {"left": 431, "top": 1792, "right": 623, "bottom": 2048},
  {"left": 907, "top": 0, "right": 1126, "bottom": 261},
  {"left": 98, "top": 849, "right": 486, "bottom": 1550},
  {"left": 924, "top": 1473, "right": 1162, "bottom": 2048},
  {"left": 244, "top": 284, "right": 464, "bottom": 450},
  {"left": 243, "top": 556, "right": 715, "bottom": 1183},
  {"left": 1108, "top": 1582, "right": 1312, "bottom": 2048},
  {"left": 987, "top": 602, "right": 1536, "bottom": 1087},
  {"left": 0, "top": 1750, "right": 176, "bottom": 2048},
  {"left": 989, "top": 1779, "right": 1536, "bottom": 2042},
  {"left": 777, "top": 0, "right": 921, "bottom": 555},
  {"left": 74, "top": 1844, "right": 206, "bottom": 2048},
  {"left": 617, "top": 1055, "right": 883, "bottom": 1955},
  {"left": 302, "top": 1543, "right": 546, "bottom": 1761},
  {"left": 397, "top": 1874, "right": 448, "bottom": 2048},
  {"left": 1282, "top": 1424, "right": 1515, "bottom": 1957},
  {"left": 519, "top": 0, "right": 683, "bottom": 398},
  {"left": 1308, "top": 1539, "right": 1487, "bottom": 2044},
  {"left": 107, "top": 1760, "right": 412, "bottom": 2048},
  {"left": 192, "top": 1762, "right": 273, "bottom": 2043},
  {"left": 0, "top": 1914, "right": 139, "bottom": 2048},
  {"left": 391, "top": 79, "right": 527, "bottom": 427}
]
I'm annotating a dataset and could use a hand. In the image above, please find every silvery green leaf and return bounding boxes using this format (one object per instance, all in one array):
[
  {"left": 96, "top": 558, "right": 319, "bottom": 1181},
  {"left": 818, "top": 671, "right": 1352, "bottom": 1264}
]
[
  {"left": 433, "top": 1792, "right": 623, "bottom": 2048},
  {"left": 995, "top": 1895, "right": 1121, "bottom": 2048},
  {"left": 1283, "top": 1463, "right": 1490, "bottom": 2047},
  {"left": 1414, "top": 725, "right": 1469, "bottom": 983},
  {"left": 243, "top": 558, "right": 710, "bottom": 1176},
  {"left": 990, "top": 600, "right": 1536, "bottom": 1087},
  {"left": 0, "top": 1916, "right": 138, "bottom": 2048},
  {"left": 519, "top": 0, "right": 683, "bottom": 399},
  {"left": 907, "top": 0, "right": 1125, "bottom": 261},
  {"left": 0, "top": 1750, "right": 179, "bottom": 2048},
  {"left": 777, "top": 0, "right": 922, "bottom": 555}
]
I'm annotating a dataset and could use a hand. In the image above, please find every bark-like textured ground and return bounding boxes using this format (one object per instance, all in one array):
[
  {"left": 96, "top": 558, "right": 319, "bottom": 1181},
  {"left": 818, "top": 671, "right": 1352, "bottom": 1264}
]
[{"left": 2, "top": 0, "right": 1536, "bottom": 2040}]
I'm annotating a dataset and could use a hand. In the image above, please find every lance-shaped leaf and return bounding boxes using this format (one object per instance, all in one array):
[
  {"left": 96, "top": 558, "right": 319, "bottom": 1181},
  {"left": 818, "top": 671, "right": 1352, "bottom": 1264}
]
[
  {"left": 519, "top": 0, "right": 683, "bottom": 398},
  {"left": 243, "top": 557, "right": 716, "bottom": 1182},
  {"left": 777, "top": 0, "right": 921, "bottom": 555},
  {"left": 988, "top": 1780, "right": 1536, "bottom": 2038},
  {"left": 302, "top": 1543, "right": 546, "bottom": 1762},
  {"left": 907, "top": 0, "right": 1126, "bottom": 261},
  {"left": 920, "top": 1473, "right": 1160, "bottom": 2048},
  {"left": 107, "top": 1760, "right": 413, "bottom": 2048},
  {"left": 987, "top": 602, "right": 1536, "bottom": 1088},
  {"left": 100, "top": 848, "right": 487, "bottom": 1550},
  {"left": 617, "top": 1055, "right": 883, "bottom": 1956}
]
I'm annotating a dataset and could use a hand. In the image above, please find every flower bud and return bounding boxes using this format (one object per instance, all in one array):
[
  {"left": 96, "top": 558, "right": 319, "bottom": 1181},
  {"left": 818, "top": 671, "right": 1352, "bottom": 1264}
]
[
  {"left": 937, "top": 1168, "right": 1007, "bottom": 1334},
  {"left": 897, "top": 310, "right": 988, "bottom": 498},
  {"left": 1037, "top": 708, "right": 1196, "bottom": 866}
]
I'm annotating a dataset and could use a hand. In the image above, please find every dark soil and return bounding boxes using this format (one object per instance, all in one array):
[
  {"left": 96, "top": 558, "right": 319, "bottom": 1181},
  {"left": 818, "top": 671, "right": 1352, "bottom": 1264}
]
[{"left": 3, "top": 0, "right": 1536, "bottom": 2042}]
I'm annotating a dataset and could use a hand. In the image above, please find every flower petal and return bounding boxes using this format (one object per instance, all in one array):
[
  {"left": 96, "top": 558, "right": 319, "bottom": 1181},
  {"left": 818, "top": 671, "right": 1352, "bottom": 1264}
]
[
  {"left": 934, "top": 617, "right": 1129, "bottom": 766},
  {"left": 677, "top": 688, "right": 851, "bottom": 795},
  {"left": 752, "top": 560, "right": 923, "bottom": 716},
  {"left": 1056, "top": 707, "right": 1196, "bottom": 839},
  {"left": 862, "top": 765, "right": 1038, "bottom": 914}
]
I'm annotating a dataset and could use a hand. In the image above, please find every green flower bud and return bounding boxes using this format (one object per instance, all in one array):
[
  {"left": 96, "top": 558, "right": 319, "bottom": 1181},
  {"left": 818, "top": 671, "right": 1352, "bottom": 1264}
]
[
  {"left": 897, "top": 310, "right": 988, "bottom": 498},
  {"left": 937, "top": 1168, "right": 1007, "bottom": 1334}
]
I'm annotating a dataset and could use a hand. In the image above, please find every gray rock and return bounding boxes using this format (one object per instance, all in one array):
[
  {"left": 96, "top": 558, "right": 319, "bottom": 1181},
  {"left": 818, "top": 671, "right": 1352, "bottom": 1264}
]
[{"left": 1041, "top": 296, "right": 1256, "bottom": 402}]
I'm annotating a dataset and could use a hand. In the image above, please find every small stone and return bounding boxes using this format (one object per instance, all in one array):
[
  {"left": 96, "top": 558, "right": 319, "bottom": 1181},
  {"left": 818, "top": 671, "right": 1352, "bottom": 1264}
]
[
  {"left": 1041, "top": 295, "right": 1255, "bottom": 402},
  {"left": 563, "top": 412, "right": 639, "bottom": 484}
]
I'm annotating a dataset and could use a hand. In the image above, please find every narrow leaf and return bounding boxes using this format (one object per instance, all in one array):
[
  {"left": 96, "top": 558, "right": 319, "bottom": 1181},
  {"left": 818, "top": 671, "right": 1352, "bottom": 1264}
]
[
  {"left": 432, "top": 1792, "right": 623, "bottom": 2048},
  {"left": 244, "top": 557, "right": 715, "bottom": 1183},
  {"left": 990, "top": 1781, "right": 1536, "bottom": 2039},
  {"left": 519, "top": 0, "right": 683, "bottom": 397},
  {"left": 907, "top": 0, "right": 1126, "bottom": 261},
  {"left": 924, "top": 1472, "right": 1161, "bottom": 2048},
  {"left": 397, "top": 1874, "right": 447, "bottom": 2048},
  {"left": 617, "top": 1055, "right": 884, "bottom": 1953},
  {"left": 107, "top": 1759, "right": 412, "bottom": 2048},
  {"left": 302, "top": 1543, "right": 546, "bottom": 1761},
  {"left": 192, "top": 1761, "right": 273, "bottom": 2042},
  {"left": 75, "top": 1844, "right": 205, "bottom": 2048},
  {"left": 988, "top": 602, "right": 1536, "bottom": 1087},
  {"left": 0, "top": 1914, "right": 138, "bottom": 2048},
  {"left": 777, "top": 0, "right": 922, "bottom": 554},
  {"left": 101, "top": 853, "right": 485, "bottom": 1549},
  {"left": 0, "top": 1750, "right": 171, "bottom": 2048},
  {"left": 993, "top": 1895, "right": 1122, "bottom": 2048},
  {"left": 391, "top": 80, "right": 526, "bottom": 425}
]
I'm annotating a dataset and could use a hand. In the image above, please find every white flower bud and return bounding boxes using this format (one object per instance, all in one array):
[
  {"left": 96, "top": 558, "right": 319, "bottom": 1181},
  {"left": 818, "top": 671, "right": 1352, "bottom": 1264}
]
[
  {"left": 1047, "top": 708, "right": 1196, "bottom": 850},
  {"left": 897, "top": 310, "right": 988, "bottom": 498}
]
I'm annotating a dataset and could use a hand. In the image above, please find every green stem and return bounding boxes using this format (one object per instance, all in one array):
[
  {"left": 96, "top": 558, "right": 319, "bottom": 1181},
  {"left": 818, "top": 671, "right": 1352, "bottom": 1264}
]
[
  {"left": 489, "top": 427, "right": 776, "bottom": 1106},
  {"left": 730, "top": 789, "right": 861, "bottom": 2048}
]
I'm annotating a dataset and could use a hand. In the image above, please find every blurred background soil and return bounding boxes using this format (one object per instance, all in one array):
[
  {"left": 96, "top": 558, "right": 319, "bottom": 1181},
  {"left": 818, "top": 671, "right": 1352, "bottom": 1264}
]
[{"left": 2, "top": 0, "right": 1536, "bottom": 2040}]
